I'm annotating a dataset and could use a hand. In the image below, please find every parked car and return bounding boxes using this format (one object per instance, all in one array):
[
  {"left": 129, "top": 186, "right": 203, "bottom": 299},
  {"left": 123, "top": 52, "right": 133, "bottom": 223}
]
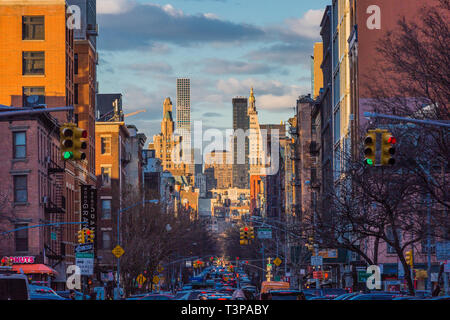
[
  {"left": 0, "top": 271, "right": 30, "bottom": 300},
  {"left": 56, "top": 290, "right": 90, "bottom": 300},
  {"left": 348, "top": 293, "right": 396, "bottom": 300},
  {"left": 334, "top": 293, "right": 359, "bottom": 300},
  {"left": 266, "top": 290, "right": 306, "bottom": 300},
  {"left": 137, "top": 293, "right": 175, "bottom": 300},
  {"left": 29, "top": 285, "right": 67, "bottom": 300},
  {"left": 428, "top": 296, "right": 450, "bottom": 300}
]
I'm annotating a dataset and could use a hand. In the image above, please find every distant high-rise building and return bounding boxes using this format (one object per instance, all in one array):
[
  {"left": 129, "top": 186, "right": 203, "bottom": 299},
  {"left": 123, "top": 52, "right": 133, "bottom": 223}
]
[
  {"left": 232, "top": 96, "right": 249, "bottom": 188},
  {"left": 176, "top": 78, "right": 191, "bottom": 153},
  {"left": 153, "top": 98, "right": 185, "bottom": 176}
]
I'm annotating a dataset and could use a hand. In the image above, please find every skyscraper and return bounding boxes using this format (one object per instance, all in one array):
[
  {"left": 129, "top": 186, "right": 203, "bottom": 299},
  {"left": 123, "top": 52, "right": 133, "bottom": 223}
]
[
  {"left": 232, "top": 96, "right": 249, "bottom": 188},
  {"left": 176, "top": 78, "right": 191, "bottom": 153}
]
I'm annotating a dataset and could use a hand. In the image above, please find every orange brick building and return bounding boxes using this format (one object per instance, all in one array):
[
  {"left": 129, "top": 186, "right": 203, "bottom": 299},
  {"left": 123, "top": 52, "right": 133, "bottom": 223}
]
[
  {"left": 0, "top": 0, "right": 78, "bottom": 287},
  {"left": 95, "top": 121, "right": 130, "bottom": 275}
]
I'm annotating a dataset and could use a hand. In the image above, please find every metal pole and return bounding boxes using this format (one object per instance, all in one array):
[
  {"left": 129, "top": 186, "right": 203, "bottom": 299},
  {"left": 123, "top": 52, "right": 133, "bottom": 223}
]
[
  {"left": 0, "top": 106, "right": 74, "bottom": 118},
  {"left": 117, "top": 208, "right": 120, "bottom": 299},
  {"left": 427, "top": 192, "right": 432, "bottom": 294},
  {"left": 363, "top": 112, "right": 450, "bottom": 128}
]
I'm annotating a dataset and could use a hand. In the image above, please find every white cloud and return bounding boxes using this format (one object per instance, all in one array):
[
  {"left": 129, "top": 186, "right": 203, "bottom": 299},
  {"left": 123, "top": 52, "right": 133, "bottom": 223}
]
[
  {"left": 216, "top": 78, "right": 309, "bottom": 110},
  {"left": 161, "top": 4, "right": 184, "bottom": 17},
  {"left": 283, "top": 9, "right": 324, "bottom": 39},
  {"left": 97, "top": 0, "right": 136, "bottom": 14},
  {"left": 204, "top": 13, "right": 220, "bottom": 20}
]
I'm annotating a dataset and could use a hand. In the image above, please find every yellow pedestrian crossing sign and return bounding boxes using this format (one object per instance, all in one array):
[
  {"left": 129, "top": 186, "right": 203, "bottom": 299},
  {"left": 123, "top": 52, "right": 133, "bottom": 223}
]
[
  {"left": 112, "top": 245, "right": 125, "bottom": 258},
  {"left": 152, "top": 276, "right": 160, "bottom": 284},
  {"left": 274, "top": 257, "right": 282, "bottom": 266},
  {"left": 136, "top": 274, "right": 146, "bottom": 285}
]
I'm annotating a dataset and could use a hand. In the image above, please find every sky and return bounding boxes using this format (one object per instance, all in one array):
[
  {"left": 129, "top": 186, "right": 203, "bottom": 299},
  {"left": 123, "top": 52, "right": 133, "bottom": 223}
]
[{"left": 96, "top": 0, "right": 330, "bottom": 143}]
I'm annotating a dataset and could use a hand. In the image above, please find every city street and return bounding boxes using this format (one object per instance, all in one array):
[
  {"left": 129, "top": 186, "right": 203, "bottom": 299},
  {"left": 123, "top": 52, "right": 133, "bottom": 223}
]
[{"left": 0, "top": 0, "right": 449, "bottom": 304}]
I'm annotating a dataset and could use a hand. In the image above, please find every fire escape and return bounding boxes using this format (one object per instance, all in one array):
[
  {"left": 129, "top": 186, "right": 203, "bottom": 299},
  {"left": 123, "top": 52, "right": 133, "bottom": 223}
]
[{"left": 44, "top": 157, "right": 66, "bottom": 268}]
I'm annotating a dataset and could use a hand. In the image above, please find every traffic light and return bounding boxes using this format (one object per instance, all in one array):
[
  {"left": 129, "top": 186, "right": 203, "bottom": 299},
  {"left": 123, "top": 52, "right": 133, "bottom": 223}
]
[
  {"left": 240, "top": 227, "right": 248, "bottom": 245},
  {"left": 405, "top": 250, "right": 413, "bottom": 267},
  {"left": 363, "top": 131, "right": 376, "bottom": 166},
  {"left": 86, "top": 229, "right": 94, "bottom": 243},
  {"left": 77, "top": 229, "right": 86, "bottom": 244},
  {"left": 381, "top": 132, "right": 396, "bottom": 166},
  {"left": 248, "top": 227, "right": 255, "bottom": 240},
  {"left": 60, "top": 123, "right": 75, "bottom": 161},
  {"left": 72, "top": 127, "right": 88, "bottom": 161}
]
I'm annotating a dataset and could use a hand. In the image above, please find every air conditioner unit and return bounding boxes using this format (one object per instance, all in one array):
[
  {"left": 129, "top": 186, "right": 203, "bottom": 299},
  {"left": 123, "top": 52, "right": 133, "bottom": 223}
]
[
  {"left": 45, "top": 156, "right": 51, "bottom": 164},
  {"left": 41, "top": 196, "right": 48, "bottom": 204}
]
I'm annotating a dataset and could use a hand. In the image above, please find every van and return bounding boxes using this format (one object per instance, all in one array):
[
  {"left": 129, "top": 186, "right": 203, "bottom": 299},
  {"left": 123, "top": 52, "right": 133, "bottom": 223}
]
[
  {"left": 260, "top": 281, "right": 290, "bottom": 299},
  {"left": 0, "top": 268, "right": 30, "bottom": 300}
]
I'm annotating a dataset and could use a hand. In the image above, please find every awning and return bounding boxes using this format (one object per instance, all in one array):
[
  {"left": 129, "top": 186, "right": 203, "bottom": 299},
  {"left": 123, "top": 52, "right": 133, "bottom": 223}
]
[{"left": 12, "top": 264, "right": 58, "bottom": 275}]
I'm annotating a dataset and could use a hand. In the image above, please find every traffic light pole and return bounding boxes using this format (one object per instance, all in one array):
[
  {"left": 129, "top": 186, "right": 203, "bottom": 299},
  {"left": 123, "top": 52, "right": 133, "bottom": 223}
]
[
  {"left": 363, "top": 112, "right": 450, "bottom": 128},
  {"left": 0, "top": 106, "right": 74, "bottom": 119}
]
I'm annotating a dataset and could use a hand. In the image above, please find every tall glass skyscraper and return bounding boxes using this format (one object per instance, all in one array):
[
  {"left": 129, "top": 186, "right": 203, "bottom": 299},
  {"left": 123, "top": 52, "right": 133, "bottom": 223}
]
[{"left": 176, "top": 78, "right": 191, "bottom": 153}]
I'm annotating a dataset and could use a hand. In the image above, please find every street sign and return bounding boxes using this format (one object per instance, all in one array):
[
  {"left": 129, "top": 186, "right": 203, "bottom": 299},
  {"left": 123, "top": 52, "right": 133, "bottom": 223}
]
[
  {"left": 136, "top": 274, "right": 146, "bottom": 286},
  {"left": 311, "top": 255, "right": 323, "bottom": 266},
  {"left": 76, "top": 252, "right": 94, "bottom": 276},
  {"left": 152, "top": 276, "right": 160, "bottom": 284},
  {"left": 75, "top": 243, "right": 94, "bottom": 253},
  {"left": 75, "top": 252, "right": 94, "bottom": 259},
  {"left": 158, "top": 265, "right": 164, "bottom": 273},
  {"left": 318, "top": 249, "right": 338, "bottom": 259},
  {"left": 436, "top": 241, "right": 450, "bottom": 261},
  {"left": 357, "top": 270, "right": 370, "bottom": 283},
  {"left": 51, "top": 232, "right": 57, "bottom": 241},
  {"left": 257, "top": 228, "right": 272, "bottom": 239},
  {"left": 112, "top": 245, "right": 125, "bottom": 258},
  {"left": 273, "top": 257, "right": 282, "bottom": 267}
]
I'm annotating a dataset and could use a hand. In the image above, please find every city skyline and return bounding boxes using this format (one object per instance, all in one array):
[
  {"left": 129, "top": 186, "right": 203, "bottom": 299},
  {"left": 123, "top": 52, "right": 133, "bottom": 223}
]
[{"left": 97, "top": 0, "right": 329, "bottom": 140}]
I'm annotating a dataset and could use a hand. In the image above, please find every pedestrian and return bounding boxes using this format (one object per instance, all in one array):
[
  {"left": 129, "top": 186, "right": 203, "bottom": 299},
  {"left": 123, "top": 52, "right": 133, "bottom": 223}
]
[
  {"left": 69, "top": 289, "right": 76, "bottom": 300},
  {"left": 89, "top": 289, "right": 96, "bottom": 300},
  {"left": 432, "top": 285, "right": 441, "bottom": 297},
  {"left": 296, "top": 292, "right": 306, "bottom": 300}
]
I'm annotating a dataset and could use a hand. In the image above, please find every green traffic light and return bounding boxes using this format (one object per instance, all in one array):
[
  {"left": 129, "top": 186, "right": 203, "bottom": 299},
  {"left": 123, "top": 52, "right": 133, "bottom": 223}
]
[
  {"left": 365, "top": 158, "right": 374, "bottom": 166},
  {"left": 63, "top": 151, "right": 73, "bottom": 160}
]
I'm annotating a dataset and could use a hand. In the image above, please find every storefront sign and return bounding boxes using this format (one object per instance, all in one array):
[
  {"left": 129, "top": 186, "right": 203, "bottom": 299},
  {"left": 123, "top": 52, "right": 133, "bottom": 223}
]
[
  {"left": 81, "top": 185, "right": 97, "bottom": 252},
  {"left": 3, "top": 256, "right": 35, "bottom": 264}
]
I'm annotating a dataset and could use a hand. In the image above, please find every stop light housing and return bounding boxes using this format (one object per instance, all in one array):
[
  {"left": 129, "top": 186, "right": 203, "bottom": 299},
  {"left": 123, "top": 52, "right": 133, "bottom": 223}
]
[
  {"left": 363, "top": 131, "right": 376, "bottom": 166},
  {"left": 381, "top": 132, "right": 396, "bottom": 166},
  {"left": 77, "top": 229, "right": 86, "bottom": 244},
  {"left": 86, "top": 229, "right": 95, "bottom": 243},
  {"left": 248, "top": 227, "right": 255, "bottom": 240},
  {"left": 60, "top": 124, "right": 75, "bottom": 161},
  {"left": 73, "top": 127, "right": 88, "bottom": 161},
  {"left": 405, "top": 250, "right": 413, "bottom": 267}
]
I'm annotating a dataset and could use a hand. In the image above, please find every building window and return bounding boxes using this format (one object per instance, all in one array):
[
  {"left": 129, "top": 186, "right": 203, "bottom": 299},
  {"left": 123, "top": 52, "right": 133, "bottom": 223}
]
[
  {"left": 74, "top": 53, "right": 78, "bottom": 75},
  {"left": 14, "top": 175, "right": 27, "bottom": 203},
  {"left": 23, "top": 51, "right": 45, "bottom": 75},
  {"left": 74, "top": 84, "right": 79, "bottom": 104},
  {"left": 22, "top": 16, "right": 44, "bottom": 40},
  {"left": 23, "top": 87, "right": 45, "bottom": 107},
  {"left": 386, "top": 226, "right": 402, "bottom": 254},
  {"left": 101, "top": 199, "right": 112, "bottom": 220},
  {"left": 101, "top": 137, "right": 111, "bottom": 154},
  {"left": 101, "top": 167, "right": 111, "bottom": 187},
  {"left": 13, "top": 132, "right": 26, "bottom": 159},
  {"left": 15, "top": 224, "right": 28, "bottom": 252},
  {"left": 102, "top": 231, "right": 112, "bottom": 250}
]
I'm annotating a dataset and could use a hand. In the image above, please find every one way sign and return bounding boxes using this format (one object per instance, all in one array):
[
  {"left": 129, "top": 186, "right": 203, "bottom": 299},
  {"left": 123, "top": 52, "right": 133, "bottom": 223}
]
[{"left": 75, "top": 243, "right": 94, "bottom": 253}]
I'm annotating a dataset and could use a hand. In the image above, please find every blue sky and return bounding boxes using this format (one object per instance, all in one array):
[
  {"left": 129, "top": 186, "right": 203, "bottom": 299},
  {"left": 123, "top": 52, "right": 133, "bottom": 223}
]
[{"left": 96, "top": 0, "right": 330, "bottom": 141}]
